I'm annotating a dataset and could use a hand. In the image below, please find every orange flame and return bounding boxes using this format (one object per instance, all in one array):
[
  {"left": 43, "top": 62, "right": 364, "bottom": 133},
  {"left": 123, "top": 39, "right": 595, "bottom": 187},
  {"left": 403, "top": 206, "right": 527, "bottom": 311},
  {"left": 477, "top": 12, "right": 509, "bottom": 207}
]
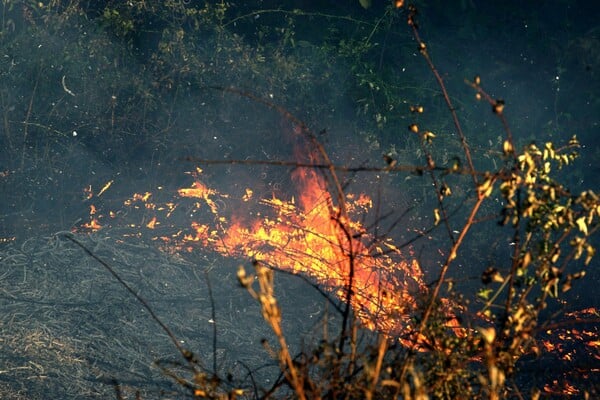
[
  {"left": 173, "top": 138, "right": 427, "bottom": 335},
  {"left": 82, "top": 217, "right": 102, "bottom": 231},
  {"left": 146, "top": 216, "right": 158, "bottom": 229},
  {"left": 76, "top": 127, "right": 430, "bottom": 337}
]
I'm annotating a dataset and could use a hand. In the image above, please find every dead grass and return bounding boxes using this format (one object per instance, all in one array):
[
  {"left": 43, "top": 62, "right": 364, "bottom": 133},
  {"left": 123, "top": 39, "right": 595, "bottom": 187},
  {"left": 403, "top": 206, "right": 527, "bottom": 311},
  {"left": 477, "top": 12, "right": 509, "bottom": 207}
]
[{"left": 0, "top": 233, "right": 325, "bottom": 398}]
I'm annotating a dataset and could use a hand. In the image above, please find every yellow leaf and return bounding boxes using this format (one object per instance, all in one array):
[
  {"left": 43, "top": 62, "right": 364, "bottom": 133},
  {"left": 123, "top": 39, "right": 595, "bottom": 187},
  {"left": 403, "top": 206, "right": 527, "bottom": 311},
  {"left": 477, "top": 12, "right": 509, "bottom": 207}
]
[
  {"left": 477, "top": 288, "right": 492, "bottom": 300},
  {"left": 423, "top": 131, "right": 436, "bottom": 141},
  {"left": 551, "top": 249, "right": 560, "bottom": 263},
  {"left": 543, "top": 142, "right": 555, "bottom": 160},
  {"left": 585, "top": 245, "right": 595, "bottom": 265},
  {"left": 503, "top": 140, "right": 513, "bottom": 155},
  {"left": 576, "top": 216, "right": 588, "bottom": 235},
  {"left": 569, "top": 135, "right": 579, "bottom": 146},
  {"left": 478, "top": 178, "right": 494, "bottom": 198},
  {"left": 433, "top": 208, "right": 441, "bottom": 225}
]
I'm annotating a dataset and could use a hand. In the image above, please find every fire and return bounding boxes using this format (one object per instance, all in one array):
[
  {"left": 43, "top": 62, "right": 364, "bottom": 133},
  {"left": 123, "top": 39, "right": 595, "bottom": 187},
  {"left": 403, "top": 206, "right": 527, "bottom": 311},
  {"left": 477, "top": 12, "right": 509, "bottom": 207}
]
[
  {"left": 75, "top": 127, "right": 430, "bottom": 337},
  {"left": 81, "top": 204, "right": 103, "bottom": 230},
  {"left": 72, "top": 121, "right": 598, "bottom": 393},
  {"left": 146, "top": 217, "right": 158, "bottom": 229},
  {"left": 74, "top": 125, "right": 599, "bottom": 383},
  {"left": 172, "top": 140, "right": 427, "bottom": 335},
  {"left": 178, "top": 174, "right": 228, "bottom": 215},
  {"left": 82, "top": 216, "right": 102, "bottom": 231}
]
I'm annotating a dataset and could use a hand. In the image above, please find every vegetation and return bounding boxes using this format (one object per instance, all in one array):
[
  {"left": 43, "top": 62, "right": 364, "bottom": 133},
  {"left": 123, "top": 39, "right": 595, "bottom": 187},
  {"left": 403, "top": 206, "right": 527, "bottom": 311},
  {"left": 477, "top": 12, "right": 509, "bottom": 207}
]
[{"left": 0, "top": 1, "right": 598, "bottom": 399}]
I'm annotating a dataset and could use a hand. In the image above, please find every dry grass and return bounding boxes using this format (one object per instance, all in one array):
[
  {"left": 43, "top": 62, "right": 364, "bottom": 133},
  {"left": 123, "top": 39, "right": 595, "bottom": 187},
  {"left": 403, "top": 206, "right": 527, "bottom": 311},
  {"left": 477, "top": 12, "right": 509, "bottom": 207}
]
[{"left": 0, "top": 233, "right": 326, "bottom": 398}]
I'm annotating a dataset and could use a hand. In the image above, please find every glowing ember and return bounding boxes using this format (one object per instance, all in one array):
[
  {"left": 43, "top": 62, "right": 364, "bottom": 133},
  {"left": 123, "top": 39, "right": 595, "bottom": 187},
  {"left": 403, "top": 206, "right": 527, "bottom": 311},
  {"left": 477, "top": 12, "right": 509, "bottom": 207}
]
[
  {"left": 178, "top": 171, "right": 228, "bottom": 215},
  {"left": 146, "top": 217, "right": 158, "bottom": 229},
  {"left": 81, "top": 217, "right": 102, "bottom": 231}
]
